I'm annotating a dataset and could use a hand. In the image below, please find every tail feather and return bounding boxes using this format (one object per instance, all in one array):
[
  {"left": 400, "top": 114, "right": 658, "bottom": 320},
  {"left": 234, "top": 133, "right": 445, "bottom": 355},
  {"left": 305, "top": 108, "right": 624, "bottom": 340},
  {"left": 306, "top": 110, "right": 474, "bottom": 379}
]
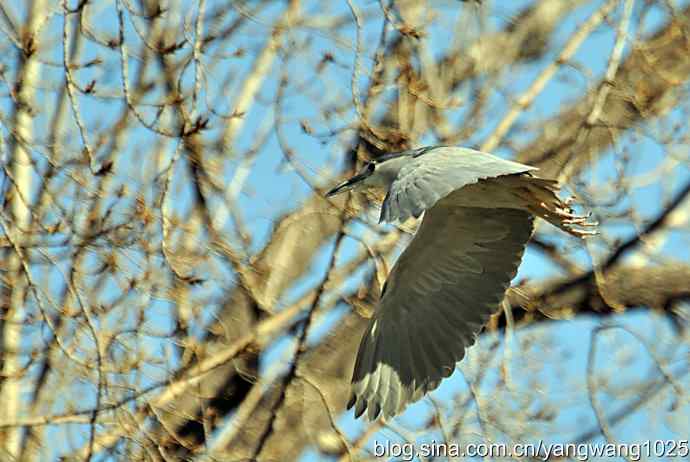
[{"left": 517, "top": 176, "right": 597, "bottom": 238}]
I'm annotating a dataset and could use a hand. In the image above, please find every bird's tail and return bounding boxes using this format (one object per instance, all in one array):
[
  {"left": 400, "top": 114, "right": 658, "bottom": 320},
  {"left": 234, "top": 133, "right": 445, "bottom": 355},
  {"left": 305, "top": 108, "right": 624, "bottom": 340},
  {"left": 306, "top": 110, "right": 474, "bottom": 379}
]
[{"left": 516, "top": 175, "right": 597, "bottom": 238}]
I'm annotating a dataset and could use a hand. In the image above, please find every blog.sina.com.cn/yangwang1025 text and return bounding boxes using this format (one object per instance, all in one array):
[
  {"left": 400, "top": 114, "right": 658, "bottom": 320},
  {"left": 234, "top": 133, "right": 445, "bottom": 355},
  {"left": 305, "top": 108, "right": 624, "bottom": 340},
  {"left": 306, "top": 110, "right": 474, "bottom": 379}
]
[{"left": 372, "top": 439, "right": 690, "bottom": 461}]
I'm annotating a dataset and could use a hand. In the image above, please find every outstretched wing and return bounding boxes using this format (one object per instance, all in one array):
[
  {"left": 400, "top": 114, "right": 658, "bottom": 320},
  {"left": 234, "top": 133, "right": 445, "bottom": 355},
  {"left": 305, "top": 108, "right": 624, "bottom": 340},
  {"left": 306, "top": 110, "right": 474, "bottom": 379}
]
[
  {"left": 380, "top": 147, "right": 536, "bottom": 223},
  {"left": 349, "top": 205, "right": 534, "bottom": 420}
]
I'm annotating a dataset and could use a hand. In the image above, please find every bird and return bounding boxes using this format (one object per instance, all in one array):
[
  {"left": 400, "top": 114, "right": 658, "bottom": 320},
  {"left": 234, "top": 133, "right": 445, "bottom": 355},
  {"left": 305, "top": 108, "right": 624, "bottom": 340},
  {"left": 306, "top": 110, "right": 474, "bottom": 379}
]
[{"left": 325, "top": 145, "right": 595, "bottom": 421}]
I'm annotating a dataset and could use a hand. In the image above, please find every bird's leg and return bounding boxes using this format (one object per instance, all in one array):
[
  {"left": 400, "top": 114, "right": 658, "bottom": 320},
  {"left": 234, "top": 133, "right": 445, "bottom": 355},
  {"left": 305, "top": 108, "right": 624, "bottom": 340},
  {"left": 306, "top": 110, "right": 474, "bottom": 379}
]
[{"left": 516, "top": 177, "right": 598, "bottom": 238}]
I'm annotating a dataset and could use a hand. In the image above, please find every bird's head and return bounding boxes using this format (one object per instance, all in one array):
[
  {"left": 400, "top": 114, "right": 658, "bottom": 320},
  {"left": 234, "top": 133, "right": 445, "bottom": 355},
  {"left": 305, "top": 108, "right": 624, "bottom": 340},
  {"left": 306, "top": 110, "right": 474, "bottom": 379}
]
[
  {"left": 326, "top": 154, "right": 408, "bottom": 197},
  {"left": 325, "top": 161, "right": 377, "bottom": 197}
]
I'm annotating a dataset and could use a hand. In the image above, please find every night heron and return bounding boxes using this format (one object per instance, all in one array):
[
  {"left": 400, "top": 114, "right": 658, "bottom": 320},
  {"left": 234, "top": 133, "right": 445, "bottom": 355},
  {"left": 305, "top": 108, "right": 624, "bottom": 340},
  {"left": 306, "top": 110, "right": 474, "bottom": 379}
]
[{"left": 326, "top": 146, "right": 595, "bottom": 421}]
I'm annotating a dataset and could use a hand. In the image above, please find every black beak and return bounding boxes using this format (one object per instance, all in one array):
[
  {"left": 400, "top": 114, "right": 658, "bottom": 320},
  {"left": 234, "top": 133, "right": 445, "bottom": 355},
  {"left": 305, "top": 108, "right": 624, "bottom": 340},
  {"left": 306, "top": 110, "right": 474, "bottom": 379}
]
[{"left": 325, "top": 173, "right": 365, "bottom": 197}]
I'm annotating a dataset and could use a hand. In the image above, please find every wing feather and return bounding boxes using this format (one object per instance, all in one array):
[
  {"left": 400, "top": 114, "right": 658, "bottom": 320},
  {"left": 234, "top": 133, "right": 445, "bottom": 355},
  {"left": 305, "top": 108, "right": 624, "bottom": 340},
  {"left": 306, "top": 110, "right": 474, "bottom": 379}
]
[
  {"left": 380, "top": 147, "right": 536, "bottom": 223},
  {"left": 349, "top": 205, "right": 534, "bottom": 419}
]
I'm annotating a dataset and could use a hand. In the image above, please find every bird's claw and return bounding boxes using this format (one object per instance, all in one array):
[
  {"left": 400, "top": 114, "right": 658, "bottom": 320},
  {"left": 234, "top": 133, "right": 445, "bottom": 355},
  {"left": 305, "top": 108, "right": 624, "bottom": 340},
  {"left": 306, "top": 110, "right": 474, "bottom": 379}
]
[{"left": 553, "top": 202, "right": 598, "bottom": 237}]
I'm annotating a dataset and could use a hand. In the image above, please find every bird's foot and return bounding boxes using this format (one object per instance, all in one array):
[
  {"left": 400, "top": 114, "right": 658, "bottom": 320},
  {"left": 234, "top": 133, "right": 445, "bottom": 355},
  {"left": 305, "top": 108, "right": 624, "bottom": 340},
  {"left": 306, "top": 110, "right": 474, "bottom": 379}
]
[
  {"left": 516, "top": 176, "right": 598, "bottom": 238},
  {"left": 537, "top": 200, "right": 598, "bottom": 238}
]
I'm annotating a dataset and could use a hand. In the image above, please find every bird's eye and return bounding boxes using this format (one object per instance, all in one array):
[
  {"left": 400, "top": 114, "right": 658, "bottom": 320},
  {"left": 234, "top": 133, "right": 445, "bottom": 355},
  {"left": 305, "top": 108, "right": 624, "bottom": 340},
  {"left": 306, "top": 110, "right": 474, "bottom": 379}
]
[{"left": 367, "top": 162, "right": 375, "bottom": 172}]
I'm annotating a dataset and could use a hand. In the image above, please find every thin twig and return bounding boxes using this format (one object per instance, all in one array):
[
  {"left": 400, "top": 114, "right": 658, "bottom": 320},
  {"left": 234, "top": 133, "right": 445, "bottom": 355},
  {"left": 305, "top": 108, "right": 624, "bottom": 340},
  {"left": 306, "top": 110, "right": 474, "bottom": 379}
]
[
  {"left": 586, "top": 327, "right": 636, "bottom": 462},
  {"left": 481, "top": 0, "right": 618, "bottom": 152},
  {"left": 62, "top": 0, "right": 96, "bottom": 173},
  {"left": 251, "top": 224, "right": 347, "bottom": 459}
]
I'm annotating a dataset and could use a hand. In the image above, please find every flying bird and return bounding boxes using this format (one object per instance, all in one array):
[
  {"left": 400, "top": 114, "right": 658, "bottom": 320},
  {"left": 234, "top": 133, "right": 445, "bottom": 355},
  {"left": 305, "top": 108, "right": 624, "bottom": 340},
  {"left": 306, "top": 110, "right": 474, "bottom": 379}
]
[{"left": 326, "top": 146, "right": 595, "bottom": 421}]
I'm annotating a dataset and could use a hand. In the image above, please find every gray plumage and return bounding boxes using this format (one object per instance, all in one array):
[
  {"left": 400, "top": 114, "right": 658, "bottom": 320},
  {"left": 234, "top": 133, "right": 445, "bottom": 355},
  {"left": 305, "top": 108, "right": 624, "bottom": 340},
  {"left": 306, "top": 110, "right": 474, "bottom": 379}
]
[
  {"left": 379, "top": 147, "right": 535, "bottom": 223},
  {"left": 326, "top": 146, "right": 595, "bottom": 420}
]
